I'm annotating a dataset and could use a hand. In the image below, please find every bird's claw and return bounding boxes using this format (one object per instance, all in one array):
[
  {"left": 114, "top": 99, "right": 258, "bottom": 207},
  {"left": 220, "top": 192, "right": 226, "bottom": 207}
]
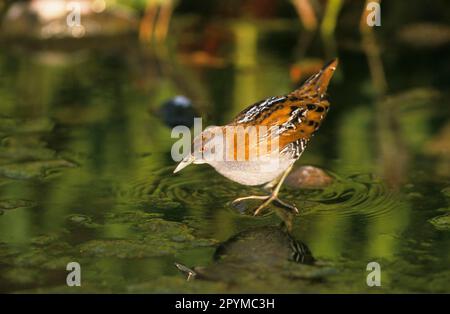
[
  {"left": 273, "top": 198, "right": 299, "bottom": 214},
  {"left": 231, "top": 195, "right": 298, "bottom": 216}
]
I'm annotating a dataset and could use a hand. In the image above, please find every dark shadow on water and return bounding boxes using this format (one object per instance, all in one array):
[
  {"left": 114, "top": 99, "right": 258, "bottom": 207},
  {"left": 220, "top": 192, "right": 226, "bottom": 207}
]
[{"left": 184, "top": 211, "right": 318, "bottom": 284}]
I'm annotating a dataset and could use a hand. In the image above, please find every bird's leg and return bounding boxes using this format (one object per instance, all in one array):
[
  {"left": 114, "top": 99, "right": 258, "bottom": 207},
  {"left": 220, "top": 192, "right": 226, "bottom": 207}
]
[
  {"left": 263, "top": 175, "right": 282, "bottom": 192},
  {"left": 264, "top": 173, "right": 297, "bottom": 210},
  {"left": 273, "top": 198, "right": 298, "bottom": 213},
  {"left": 253, "top": 164, "right": 297, "bottom": 216},
  {"left": 231, "top": 195, "right": 269, "bottom": 203},
  {"left": 263, "top": 174, "right": 300, "bottom": 210},
  {"left": 231, "top": 164, "right": 298, "bottom": 216}
]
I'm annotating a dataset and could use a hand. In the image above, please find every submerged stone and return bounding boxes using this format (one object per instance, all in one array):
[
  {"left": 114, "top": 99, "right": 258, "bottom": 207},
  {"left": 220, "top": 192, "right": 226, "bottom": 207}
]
[{"left": 286, "top": 166, "right": 334, "bottom": 189}]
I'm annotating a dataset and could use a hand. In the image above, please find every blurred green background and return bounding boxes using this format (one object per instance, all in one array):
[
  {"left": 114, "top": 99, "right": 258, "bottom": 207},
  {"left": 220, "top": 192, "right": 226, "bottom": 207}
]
[{"left": 0, "top": 0, "right": 449, "bottom": 293}]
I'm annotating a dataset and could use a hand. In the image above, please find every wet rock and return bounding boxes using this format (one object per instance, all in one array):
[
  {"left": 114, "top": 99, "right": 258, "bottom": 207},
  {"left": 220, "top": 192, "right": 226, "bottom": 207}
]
[
  {"left": 429, "top": 213, "right": 450, "bottom": 231},
  {"left": 286, "top": 166, "right": 334, "bottom": 189},
  {"left": 158, "top": 96, "right": 197, "bottom": 128}
]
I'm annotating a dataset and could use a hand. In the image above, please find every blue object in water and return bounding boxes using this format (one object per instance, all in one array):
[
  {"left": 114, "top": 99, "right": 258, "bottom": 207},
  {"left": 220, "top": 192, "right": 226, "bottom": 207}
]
[{"left": 159, "top": 95, "right": 197, "bottom": 128}]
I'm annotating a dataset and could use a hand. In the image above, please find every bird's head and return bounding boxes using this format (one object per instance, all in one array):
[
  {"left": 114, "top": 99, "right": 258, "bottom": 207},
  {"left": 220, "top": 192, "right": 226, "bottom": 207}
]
[{"left": 173, "top": 126, "right": 224, "bottom": 173}]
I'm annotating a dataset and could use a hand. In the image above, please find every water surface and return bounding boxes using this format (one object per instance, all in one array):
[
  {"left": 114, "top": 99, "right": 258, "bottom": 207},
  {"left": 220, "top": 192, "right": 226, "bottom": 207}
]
[{"left": 0, "top": 21, "right": 449, "bottom": 293}]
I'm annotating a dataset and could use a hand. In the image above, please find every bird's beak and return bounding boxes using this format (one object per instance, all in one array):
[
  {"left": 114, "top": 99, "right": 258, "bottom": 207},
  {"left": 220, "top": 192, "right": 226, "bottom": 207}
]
[{"left": 173, "top": 154, "right": 195, "bottom": 173}]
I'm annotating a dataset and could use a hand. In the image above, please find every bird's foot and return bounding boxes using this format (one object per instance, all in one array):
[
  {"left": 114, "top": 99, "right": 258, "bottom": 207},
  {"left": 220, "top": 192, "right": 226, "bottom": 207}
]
[{"left": 231, "top": 194, "right": 298, "bottom": 216}]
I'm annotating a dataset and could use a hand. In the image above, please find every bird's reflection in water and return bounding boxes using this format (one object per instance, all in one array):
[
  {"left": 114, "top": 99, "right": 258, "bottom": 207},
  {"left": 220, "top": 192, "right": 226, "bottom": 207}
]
[
  {"left": 212, "top": 225, "right": 315, "bottom": 266},
  {"left": 176, "top": 209, "right": 321, "bottom": 283}
]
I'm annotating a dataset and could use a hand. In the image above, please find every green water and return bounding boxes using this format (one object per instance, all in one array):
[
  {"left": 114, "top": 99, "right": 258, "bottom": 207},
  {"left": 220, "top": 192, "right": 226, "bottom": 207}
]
[{"left": 0, "top": 26, "right": 449, "bottom": 293}]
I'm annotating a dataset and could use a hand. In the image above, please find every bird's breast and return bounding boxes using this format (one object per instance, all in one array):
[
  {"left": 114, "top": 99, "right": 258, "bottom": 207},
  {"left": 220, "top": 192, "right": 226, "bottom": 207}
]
[{"left": 208, "top": 157, "right": 296, "bottom": 186}]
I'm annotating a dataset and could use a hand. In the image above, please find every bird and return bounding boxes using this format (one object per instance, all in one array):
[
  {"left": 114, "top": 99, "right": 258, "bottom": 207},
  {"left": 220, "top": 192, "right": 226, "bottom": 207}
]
[{"left": 174, "top": 59, "right": 338, "bottom": 216}]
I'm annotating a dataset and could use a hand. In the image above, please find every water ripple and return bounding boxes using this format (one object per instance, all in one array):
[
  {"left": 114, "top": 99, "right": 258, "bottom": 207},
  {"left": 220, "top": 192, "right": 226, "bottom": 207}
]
[
  {"left": 292, "top": 172, "right": 401, "bottom": 220},
  {"left": 115, "top": 163, "right": 401, "bottom": 221},
  {"left": 114, "top": 165, "right": 244, "bottom": 208}
]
